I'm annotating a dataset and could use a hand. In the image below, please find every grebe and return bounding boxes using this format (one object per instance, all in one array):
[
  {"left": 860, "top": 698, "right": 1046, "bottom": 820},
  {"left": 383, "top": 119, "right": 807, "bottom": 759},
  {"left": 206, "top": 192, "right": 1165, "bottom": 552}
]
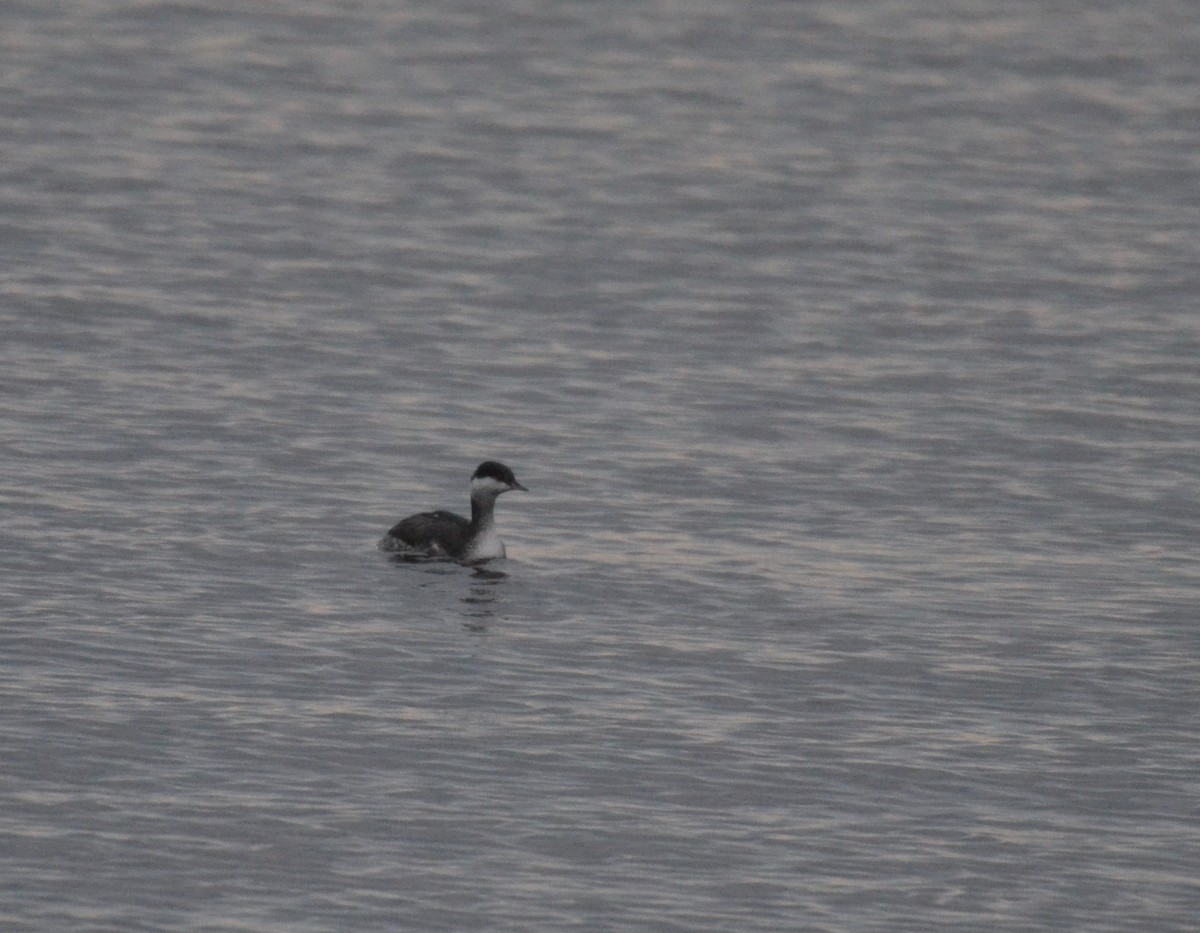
[{"left": 381, "top": 460, "right": 527, "bottom": 562}]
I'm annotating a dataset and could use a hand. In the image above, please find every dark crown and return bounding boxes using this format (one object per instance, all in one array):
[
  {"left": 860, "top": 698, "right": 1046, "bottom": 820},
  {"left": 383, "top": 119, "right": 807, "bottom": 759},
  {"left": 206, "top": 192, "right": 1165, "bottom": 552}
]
[{"left": 473, "top": 460, "right": 517, "bottom": 484}]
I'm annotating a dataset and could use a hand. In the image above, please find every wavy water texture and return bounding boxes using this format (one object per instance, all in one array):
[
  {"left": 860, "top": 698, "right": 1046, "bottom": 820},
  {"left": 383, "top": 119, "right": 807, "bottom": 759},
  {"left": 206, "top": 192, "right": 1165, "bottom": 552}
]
[{"left": 1, "top": 1, "right": 1198, "bottom": 931}]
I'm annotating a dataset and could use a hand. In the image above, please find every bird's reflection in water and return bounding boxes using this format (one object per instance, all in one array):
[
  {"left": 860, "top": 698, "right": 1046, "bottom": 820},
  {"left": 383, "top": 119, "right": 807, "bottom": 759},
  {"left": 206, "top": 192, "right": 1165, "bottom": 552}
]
[
  {"left": 382, "top": 553, "right": 508, "bottom": 631},
  {"left": 461, "top": 566, "right": 507, "bottom": 632}
]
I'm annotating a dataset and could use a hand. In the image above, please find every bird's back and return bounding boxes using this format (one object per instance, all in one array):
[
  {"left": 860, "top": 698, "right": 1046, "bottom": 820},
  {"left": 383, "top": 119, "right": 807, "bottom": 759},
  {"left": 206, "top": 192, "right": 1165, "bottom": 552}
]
[{"left": 385, "top": 510, "right": 471, "bottom": 558}]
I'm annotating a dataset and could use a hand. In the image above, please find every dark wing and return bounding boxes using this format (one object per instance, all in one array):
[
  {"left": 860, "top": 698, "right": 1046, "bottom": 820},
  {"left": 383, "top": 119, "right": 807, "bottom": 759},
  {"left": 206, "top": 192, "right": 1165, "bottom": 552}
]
[{"left": 386, "top": 510, "right": 470, "bottom": 556}]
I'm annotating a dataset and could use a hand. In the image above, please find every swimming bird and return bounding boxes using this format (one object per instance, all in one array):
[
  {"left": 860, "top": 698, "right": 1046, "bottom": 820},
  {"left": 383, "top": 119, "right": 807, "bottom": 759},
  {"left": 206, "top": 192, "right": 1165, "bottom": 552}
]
[{"left": 381, "top": 460, "right": 527, "bottom": 562}]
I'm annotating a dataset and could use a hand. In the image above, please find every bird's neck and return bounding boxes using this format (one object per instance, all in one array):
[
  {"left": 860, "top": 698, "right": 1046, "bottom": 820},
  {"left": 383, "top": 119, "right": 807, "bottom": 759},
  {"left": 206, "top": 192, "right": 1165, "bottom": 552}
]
[{"left": 470, "top": 493, "right": 498, "bottom": 532}]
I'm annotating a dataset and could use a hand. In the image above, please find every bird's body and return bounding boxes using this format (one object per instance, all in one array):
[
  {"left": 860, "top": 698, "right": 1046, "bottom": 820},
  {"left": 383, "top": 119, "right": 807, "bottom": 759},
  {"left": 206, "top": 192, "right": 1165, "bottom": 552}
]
[{"left": 381, "top": 461, "right": 526, "bottom": 563}]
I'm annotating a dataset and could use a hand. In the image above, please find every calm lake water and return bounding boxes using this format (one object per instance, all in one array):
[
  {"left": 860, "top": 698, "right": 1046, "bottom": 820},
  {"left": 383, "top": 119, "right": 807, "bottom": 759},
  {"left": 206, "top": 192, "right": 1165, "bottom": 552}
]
[{"left": 2, "top": 1, "right": 1198, "bottom": 930}]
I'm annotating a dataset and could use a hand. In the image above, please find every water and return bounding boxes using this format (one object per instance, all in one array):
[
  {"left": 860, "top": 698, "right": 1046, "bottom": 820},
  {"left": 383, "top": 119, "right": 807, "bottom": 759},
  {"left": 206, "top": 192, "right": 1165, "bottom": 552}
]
[{"left": 2, "top": 1, "right": 1198, "bottom": 929}]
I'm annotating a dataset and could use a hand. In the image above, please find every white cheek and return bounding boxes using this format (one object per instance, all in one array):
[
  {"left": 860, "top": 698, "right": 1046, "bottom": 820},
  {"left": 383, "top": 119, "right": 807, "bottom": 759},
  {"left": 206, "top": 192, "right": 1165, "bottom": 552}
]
[{"left": 471, "top": 476, "right": 508, "bottom": 497}]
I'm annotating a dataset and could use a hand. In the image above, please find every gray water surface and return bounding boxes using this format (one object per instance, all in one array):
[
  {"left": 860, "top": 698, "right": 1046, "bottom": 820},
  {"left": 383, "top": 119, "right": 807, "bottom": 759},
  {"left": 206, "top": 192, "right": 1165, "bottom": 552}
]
[{"left": 2, "top": 1, "right": 1198, "bottom": 930}]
